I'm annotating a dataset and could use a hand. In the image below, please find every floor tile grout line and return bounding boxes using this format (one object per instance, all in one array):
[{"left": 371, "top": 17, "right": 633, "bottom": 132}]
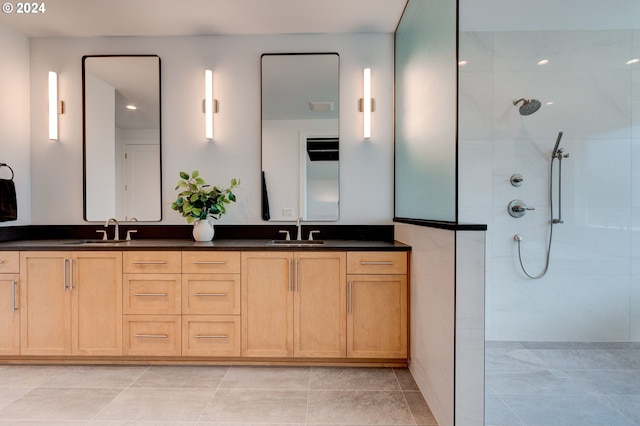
[
  {"left": 85, "top": 364, "right": 151, "bottom": 423},
  {"left": 393, "top": 368, "right": 419, "bottom": 425},
  {"left": 193, "top": 364, "right": 230, "bottom": 424}
]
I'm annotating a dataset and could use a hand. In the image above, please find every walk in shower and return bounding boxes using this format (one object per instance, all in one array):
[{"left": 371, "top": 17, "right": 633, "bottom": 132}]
[{"left": 458, "top": 1, "right": 640, "bottom": 424}]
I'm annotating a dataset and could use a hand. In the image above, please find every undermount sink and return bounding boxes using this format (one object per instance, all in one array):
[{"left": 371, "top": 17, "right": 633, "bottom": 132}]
[
  {"left": 62, "top": 239, "right": 130, "bottom": 245},
  {"left": 269, "top": 240, "right": 325, "bottom": 246}
]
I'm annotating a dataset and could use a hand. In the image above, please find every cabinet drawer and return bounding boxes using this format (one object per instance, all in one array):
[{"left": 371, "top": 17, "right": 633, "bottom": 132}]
[
  {"left": 123, "top": 274, "right": 181, "bottom": 314},
  {"left": 182, "top": 315, "right": 241, "bottom": 357},
  {"left": 347, "top": 252, "right": 407, "bottom": 275},
  {"left": 0, "top": 252, "right": 19, "bottom": 273},
  {"left": 123, "top": 251, "right": 181, "bottom": 274},
  {"left": 182, "top": 251, "right": 240, "bottom": 274},
  {"left": 123, "top": 315, "right": 181, "bottom": 356},
  {"left": 182, "top": 274, "right": 240, "bottom": 315}
]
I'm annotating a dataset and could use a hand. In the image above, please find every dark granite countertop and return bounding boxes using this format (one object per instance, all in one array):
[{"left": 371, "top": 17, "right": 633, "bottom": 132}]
[{"left": 0, "top": 238, "right": 411, "bottom": 251}]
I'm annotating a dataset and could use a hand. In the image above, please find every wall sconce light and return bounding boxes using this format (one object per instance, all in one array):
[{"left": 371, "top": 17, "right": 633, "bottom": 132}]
[
  {"left": 204, "top": 69, "right": 219, "bottom": 140},
  {"left": 48, "top": 71, "right": 64, "bottom": 140},
  {"left": 359, "top": 68, "right": 374, "bottom": 139}
]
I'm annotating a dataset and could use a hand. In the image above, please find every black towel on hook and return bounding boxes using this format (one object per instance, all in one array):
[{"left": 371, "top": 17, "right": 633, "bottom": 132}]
[{"left": 0, "top": 164, "right": 17, "bottom": 222}]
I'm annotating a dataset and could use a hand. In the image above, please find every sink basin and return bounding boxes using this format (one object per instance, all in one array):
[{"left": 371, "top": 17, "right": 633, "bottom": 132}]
[
  {"left": 269, "top": 240, "right": 325, "bottom": 246},
  {"left": 62, "top": 239, "right": 130, "bottom": 245}
]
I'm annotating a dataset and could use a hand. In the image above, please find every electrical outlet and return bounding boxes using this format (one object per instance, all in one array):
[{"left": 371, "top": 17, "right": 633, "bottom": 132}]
[{"left": 282, "top": 208, "right": 294, "bottom": 217}]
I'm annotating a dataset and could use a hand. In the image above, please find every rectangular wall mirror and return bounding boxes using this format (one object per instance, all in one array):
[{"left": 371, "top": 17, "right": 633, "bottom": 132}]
[
  {"left": 82, "top": 55, "right": 162, "bottom": 222},
  {"left": 261, "top": 53, "right": 340, "bottom": 222}
]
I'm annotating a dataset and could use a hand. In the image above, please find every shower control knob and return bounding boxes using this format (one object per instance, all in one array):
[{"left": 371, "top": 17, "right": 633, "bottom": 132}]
[
  {"left": 508, "top": 199, "right": 535, "bottom": 218},
  {"left": 510, "top": 174, "right": 524, "bottom": 187}
]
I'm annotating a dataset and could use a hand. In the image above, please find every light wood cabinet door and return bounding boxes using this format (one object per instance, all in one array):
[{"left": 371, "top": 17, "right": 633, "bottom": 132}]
[
  {"left": 123, "top": 274, "right": 182, "bottom": 315},
  {"left": 347, "top": 274, "right": 407, "bottom": 359},
  {"left": 182, "top": 315, "right": 240, "bottom": 356},
  {"left": 123, "top": 314, "right": 181, "bottom": 356},
  {"left": 241, "top": 251, "right": 294, "bottom": 357},
  {"left": 71, "top": 251, "right": 123, "bottom": 356},
  {"left": 0, "top": 274, "right": 20, "bottom": 355},
  {"left": 20, "top": 251, "right": 123, "bottom": 356},
  {"left": 294, "top": 252, "right": 346, "bottom": 358},
  {"left": 20, "top": 252, "right": 71, "bottom": 355},
  {"left": 182, "top": 273, "right": 240, "bottom": 315}
]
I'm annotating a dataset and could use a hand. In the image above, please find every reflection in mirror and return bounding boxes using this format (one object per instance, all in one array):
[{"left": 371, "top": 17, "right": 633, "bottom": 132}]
[
  {"left": 83, "top": 55, "right": 162, "bottom": 222},
  {"left": 261, "top": 53, "right": 339, "bottom": 222}
]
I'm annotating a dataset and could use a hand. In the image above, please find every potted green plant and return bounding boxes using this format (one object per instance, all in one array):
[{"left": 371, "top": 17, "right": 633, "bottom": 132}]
[{"left": 171, "top": 170, "right": 240, "bottom": 241}]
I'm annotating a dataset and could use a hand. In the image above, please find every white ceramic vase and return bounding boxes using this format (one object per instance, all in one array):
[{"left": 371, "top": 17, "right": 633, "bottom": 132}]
[{"left": 192, "top": 219, "right": 215, "bottom": 241}]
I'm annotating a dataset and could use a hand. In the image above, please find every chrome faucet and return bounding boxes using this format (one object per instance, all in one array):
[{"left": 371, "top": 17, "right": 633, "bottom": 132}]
[
  {"left": 104, "top": 218, "right": 120, "bottom": 241},
  {"left": 296, "top": 216, "right": 302, "bottom": 240}
]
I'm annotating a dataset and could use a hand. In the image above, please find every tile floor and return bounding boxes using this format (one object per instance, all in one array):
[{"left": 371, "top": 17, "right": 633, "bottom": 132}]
[
  {"left": 0, "top": 364, "right": 438, "bottom": 425},
  {"left": 486, "top": 341, "right": 640, "bottom": 426}
]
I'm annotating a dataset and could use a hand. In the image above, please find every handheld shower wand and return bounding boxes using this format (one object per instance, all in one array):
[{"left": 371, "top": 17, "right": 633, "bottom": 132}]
[
  {"left": 552, "top": 131, "right": 563, "bottom": 158},
  {"left": 514, "top": 130, "right": 568, "bottom": 279}
]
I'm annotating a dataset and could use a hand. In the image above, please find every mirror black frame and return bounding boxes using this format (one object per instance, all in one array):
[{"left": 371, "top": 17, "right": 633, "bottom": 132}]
[
  {"left": 81, "top": 54, "right": 163, "bottom": 222},
  {"left": 260, "top": 52, "right": 340, "bottom": 222}
]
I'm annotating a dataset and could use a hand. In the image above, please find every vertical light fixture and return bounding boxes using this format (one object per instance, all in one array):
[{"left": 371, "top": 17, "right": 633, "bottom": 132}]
[
  {"left": 204, "top": 69, "right": 213, "bottom": 140},
  {"left": 360, "top": 67, "right": 373, "bottom": 139},
  {"left": 48, "top": 71, "right": 59, "bottom": 140}
]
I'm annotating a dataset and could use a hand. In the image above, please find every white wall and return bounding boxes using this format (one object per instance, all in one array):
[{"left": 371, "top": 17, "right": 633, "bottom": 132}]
[
  {"left": 85, "top": 73, "right": 116, "bottom": 220},
  {"left": 27, "top": 33, "right": 394, "bottom": 225},
  {"left": 0, "top": 23, "right": 30, "bottom": 226},
  {"left": 459, "top": 29, "right": 640, "bottom": 341}
]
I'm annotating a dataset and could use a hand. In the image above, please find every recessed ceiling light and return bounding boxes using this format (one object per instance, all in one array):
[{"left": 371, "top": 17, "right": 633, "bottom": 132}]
[
  {"left": 626, "top": 58, "right": 639, "bottom": 65},
  {"left": 537, "top": 59, "right": 549, "bottom": 66},
  {"left": 126, "top": 105, "right": 137, "bottom": 110},
  {"left": 458, "top": 60, "right": 467, "bottom": 66}
]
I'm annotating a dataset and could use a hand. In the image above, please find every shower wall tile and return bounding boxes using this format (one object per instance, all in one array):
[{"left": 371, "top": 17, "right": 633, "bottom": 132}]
[
  {"left": 458, "top": 139, "right": 492, "bottom": 209},
  {"left": 459, "top": 29, "right": 639, "bottom": 342},
  {"left": 458, "top": 31, "right": 493, "bottom": 72},
  {"left": 492, "top": 30, "right": 633, "bottom": 72},
  {"left": 492, "top": 71, "right": 632, "bottom": 141},
  {"left": 458, "top": 73, "right": 493, "bottom": 139}
]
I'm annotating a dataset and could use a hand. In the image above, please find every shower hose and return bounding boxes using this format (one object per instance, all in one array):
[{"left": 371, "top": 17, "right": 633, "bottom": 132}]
[{"left": 515, "top": 154, "right": 564, "bottom": 279}]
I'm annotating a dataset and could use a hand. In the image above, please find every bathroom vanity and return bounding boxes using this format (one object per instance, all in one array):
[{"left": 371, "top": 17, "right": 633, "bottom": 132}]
[{"left": 0, "top": 239, "right": 409, "bottom": 366}]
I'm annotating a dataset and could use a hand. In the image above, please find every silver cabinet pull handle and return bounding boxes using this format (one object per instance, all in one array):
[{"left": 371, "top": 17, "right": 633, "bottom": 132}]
[
  {"left": 288, "top": 258, "right": 292, "bottom": 291},
  {"left": 348, "top": 281, "right": 353, "bottom": 314},
  {"left": 360, "top": 261, "right": 394, "bottom": 265},
  {"left": 69, "top": 258, "right": 74, "bottom": 291},
  {"left": 295, "top": 258, "right": 299, "bottom": 292},
  {"left": 134, "top": 293, "right": 168, "bottom": 297},
  {"left": 134, "top": 334, "right": 168, "bottom": 339},
  {"left": 133, "top": 261, "right": 167, "bottom": 265},
  {"left": 194, "top": 335, "right": 228, "bottom": 339},
  {"left": 192, "top": 261, "right": 227, "bottom": 265},
  {"left": 62, "top": 258, "right": 67, "bottom": 290},
  {"left": 194, "top": 293, "right": 227, "bottom": 297},
  {"left": 11, "top": 280, "right": 17, "bottom": 312}
]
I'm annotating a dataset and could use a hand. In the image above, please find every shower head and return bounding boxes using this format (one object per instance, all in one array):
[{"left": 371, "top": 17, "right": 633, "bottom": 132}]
[{"left": 513, "top": 98, "right": 542, "bottom": 116}]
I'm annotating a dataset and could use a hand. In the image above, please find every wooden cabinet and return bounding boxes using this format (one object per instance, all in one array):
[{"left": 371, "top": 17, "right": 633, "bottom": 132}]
[
  {"left": 0, "top": 251, "right": 20, "bottom": 355},
  {"left": 241, "top": 251, "right": 346, "bottom": 358},
  {"left": 9, "top": 246, "right": 408, "bottom": 363},
  {"left": 123, "top": 251, "right": 181, "bottom": 356},
  {"left": 294, "top": 252, "right": 346, "bottom": 358},
  {"left": 347, "top": 252, "right": 408, "bottom": 359},
  {"left": 19, "top": 251, "right": 123, "bottom": 356},
  {"left": 182, "top": 252, "right": 241, "bottom": 356}
]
